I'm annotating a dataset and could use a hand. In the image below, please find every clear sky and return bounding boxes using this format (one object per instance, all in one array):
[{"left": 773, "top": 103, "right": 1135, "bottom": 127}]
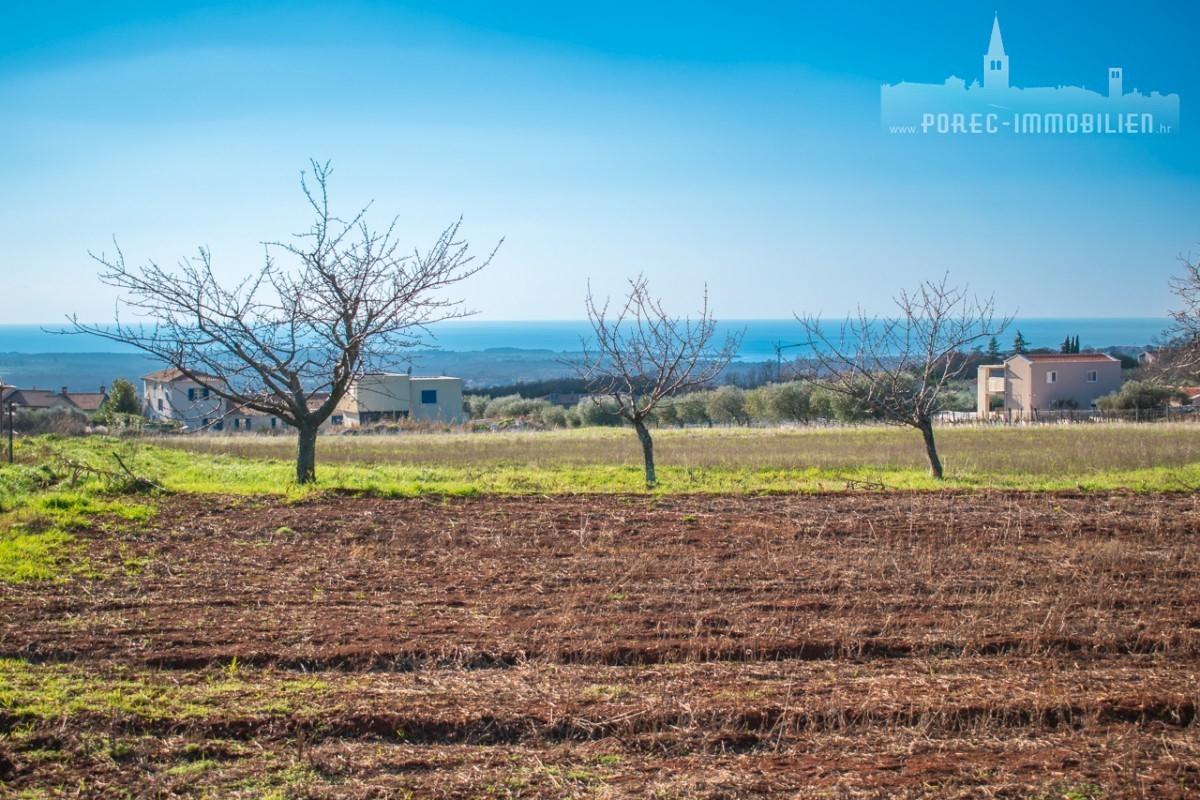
[{"left": 2, "top": 1, "right": 1197, "bottom": 323}]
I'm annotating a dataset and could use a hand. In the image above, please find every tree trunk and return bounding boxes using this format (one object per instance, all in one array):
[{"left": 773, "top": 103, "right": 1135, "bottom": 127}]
[
  {"left": 296, "top": 423, "right": 319, "bottom": 484},
  {"left": 917, "top": 418, "right": 943, "bottom": 479},
  {"left": 633, "top": 419, "right": 656, "bottom": 487}
]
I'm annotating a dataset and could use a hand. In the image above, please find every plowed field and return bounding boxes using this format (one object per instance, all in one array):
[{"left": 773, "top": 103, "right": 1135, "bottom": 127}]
[{"left": 3, "top": 491, "right": 1199, "bottom": 798}]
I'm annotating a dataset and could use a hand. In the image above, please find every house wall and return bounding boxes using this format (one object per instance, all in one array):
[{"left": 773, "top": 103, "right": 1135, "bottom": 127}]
[
  {"left": 143, "top": 378, "right": 225, "bottom": 430},
  {"left": 337, "top": 374, "right": 464, "bottom": 426},
  {"left": 409, "top": 377, "right": 464, "bottom": 424},
  {"left": 1005, "top": 358, "right": 1121, "bottom": 419},
  {"left": 975, "top": 365, "right": 1006, "bottom": 417}
]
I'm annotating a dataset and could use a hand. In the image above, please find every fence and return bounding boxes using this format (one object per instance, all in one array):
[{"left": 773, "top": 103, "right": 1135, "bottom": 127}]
[{"left": 942, "top": 406, "right": 1196, "bottom": 426}]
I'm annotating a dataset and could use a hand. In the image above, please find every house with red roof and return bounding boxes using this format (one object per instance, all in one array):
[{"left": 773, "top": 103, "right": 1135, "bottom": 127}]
[{"left": 0, "top": 380, "right": 108, "bottom": 414}]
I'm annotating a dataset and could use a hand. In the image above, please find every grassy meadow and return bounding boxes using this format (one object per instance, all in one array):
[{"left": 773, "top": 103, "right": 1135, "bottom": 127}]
[
  {"left": 7, "top": 422, "right": 1200, "bottom": 497},
  {"left": 117, "top": 422, "right": 1200, "bottom": 492}
]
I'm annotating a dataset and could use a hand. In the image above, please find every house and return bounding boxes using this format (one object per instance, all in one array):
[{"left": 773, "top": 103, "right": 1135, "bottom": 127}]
[
  {"left": 141, "top": 368, "right": 226, "bottom": 431},
  {"left": 0, "top": 383, "right": 108, "bottom": 414},
  {"left": 224, "top": 393, "right": 334, "bottom": 433},
  {"left": 335, "top": 373, "right": 464, "bottom": 427},
  {"left": 977, "top": 353, "right": 1122, "bottom": 419}
]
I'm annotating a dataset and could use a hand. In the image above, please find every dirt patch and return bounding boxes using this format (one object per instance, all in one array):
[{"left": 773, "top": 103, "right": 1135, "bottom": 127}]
[{"left": 3, "top": 491, "right": 1199, "bottom": 797}]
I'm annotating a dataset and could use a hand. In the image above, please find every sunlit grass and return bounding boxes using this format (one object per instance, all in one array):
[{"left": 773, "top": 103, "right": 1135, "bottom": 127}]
[{"left": 4, "top": 424, "right": 1199, "bottom": 500}]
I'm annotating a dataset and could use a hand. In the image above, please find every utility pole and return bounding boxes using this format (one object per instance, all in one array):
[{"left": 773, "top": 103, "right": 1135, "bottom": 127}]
[{"left": 6, "top": 402, "right": 13, "bottom": 464}]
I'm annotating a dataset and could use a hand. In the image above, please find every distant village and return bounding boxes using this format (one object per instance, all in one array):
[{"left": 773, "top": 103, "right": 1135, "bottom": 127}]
[
  {"left": 0, "top": 341, "right": 1189, "bottom": 435},
  {"left": 0, "top": 369, "right": 466, "bottom": 433}
]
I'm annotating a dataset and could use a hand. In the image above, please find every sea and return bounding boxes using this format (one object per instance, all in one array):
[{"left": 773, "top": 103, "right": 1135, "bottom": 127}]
[{"left": 0, "top": 318, "right": 1171, "bottom": 360}]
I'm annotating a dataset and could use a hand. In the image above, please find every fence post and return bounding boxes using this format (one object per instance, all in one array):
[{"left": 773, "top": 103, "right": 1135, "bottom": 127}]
[{"left": 6, "top": 402, "right": 13, "bottom": 464}]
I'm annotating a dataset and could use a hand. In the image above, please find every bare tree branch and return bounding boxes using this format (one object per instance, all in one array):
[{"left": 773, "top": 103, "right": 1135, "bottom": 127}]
[
  {"left": 68, "top": 160, "right": 500, "bottom": 483},
  {"left": 562, "top": 275, "right": 742, "bottom": 486},
  {"left": 798, "top": 274, "right": 1012, "bottom": 478}
]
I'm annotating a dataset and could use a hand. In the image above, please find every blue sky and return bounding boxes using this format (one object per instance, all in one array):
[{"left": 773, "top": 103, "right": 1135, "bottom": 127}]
[{"left": 2, "top": 1, "right": 1197, "bottom": 323}]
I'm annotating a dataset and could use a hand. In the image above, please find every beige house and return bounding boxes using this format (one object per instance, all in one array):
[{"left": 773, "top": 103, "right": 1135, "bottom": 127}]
[
  {"left": 142, "top": 368, "right": 226, "bottom": 431},
  {"left": 336, "top": 373, "right": 464, "bottom": 427},
  {"left": 977, "top": 353, "right": 1122, "bottom": 419}
]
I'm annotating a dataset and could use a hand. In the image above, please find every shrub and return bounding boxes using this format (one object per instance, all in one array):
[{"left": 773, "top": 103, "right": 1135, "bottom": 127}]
[
  {"left": 572, "top": 397, "right": 623, "bottom": 427},
  {"left": 706, "top": 385, "right": 748, "bottom": 425},
  {"left": 1096, "top": 380, "right": 1188, "bottom": 411},
  {"left": 11, "top": 407, "right": 90, "bottom": 436}
]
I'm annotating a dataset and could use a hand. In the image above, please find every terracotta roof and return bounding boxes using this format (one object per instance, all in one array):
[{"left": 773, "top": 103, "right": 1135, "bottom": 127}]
[
  {"left": 1012, "top": 353, "right": 1119, "bottom": 363},
  {"left": 1, "top": 387, "right": 108, "bottom": 411},
  {"left": 141, "top": 368, "right": 221, "bottom": 383},
  {"left": 68, "top": 393, "right": 109, "bottom": 412},
  {"left": 3, "top": 389, "right": 62, "bottom": 409}
]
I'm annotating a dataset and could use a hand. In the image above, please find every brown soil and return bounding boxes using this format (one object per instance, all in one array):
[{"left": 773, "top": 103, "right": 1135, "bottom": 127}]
[{"left": 3, "top": 491, "right": 1199, "bottom": 798}]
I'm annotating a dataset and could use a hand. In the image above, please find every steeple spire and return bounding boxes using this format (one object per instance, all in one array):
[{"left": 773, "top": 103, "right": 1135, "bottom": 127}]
[
  {"left": 983, "top": 14, "right": 1009, "bottom": 90},
  {"left": 987, "top": 13, "right": 1006, "bottom": 57}
]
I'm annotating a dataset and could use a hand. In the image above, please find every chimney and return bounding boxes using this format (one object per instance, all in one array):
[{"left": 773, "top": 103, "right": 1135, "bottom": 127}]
[
  {"left": 61, "top": 386, "right": 69, "bottom": 396},
  {"left": 100, "top": 385, "right": 107, "bottom": 395}
]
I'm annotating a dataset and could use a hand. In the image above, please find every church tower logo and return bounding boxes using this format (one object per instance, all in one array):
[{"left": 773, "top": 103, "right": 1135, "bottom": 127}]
[{"left": 881, "top": 15, "right": 1180, "bottom": 135}]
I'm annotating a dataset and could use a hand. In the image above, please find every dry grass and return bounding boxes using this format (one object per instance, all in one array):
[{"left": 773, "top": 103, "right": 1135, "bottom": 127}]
[{"left": 142, "top": 423, "right": 1200, "bottom": 479}]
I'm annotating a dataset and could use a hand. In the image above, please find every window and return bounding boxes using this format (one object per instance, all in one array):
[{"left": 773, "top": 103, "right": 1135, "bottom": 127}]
[
  {"left": 188, "top": 388, "right": 196, "bottom": 401},
  {"left": 1086, "top": 370, "right": 1098, "bottom": 383},
  {"left": 270, "top": 418, "right": 277, "bottom": 429},
  {"left": 244, "top": 419, "right": 251, "bottom": 430},
  {"left": 202, "top": 418, "right": 209, "bottom": 427},
  {"left": 1046, "top": 371, "right": 1057, "bottom": 384},
  {"left": 157, "top": 398, "right": 163, "bottom": 411},
  {"left": 421, "top": 389, "right": 438, "bottom": 404},
  {"left": 233, "top": 419, "right": 240, "bottom": 430},
  {"left": 202, "top": 388, "right": 210, "bottom": 398},
  {"left": 331, "top": 415, "right": 343, "bottom": 426}
]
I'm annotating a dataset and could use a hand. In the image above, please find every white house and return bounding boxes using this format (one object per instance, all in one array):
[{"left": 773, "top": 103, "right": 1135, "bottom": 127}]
[
  {"left": 141, "top": 368, "right": 226, "bottom": 431},
  {"left": 335, "top": 373, "right": 464, "bottom": 427}
]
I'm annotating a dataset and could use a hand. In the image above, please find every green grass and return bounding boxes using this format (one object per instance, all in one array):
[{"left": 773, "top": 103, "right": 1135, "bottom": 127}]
[
  {"left": 0, "top": 658, "right": 332, "bottom": 725},
  {"left": 6, "top": 424, "right": 1200, "bottom": 503},
  {"left": 0, "top": 528, "right": 76, "bottom": 582},
  {"left": 0, "top": 447, "right": 157, "bottom": 582}
]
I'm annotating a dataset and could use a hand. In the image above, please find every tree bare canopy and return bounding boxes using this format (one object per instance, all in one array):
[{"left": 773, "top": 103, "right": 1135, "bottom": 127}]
[
  {"left": 798, "top": 274, "right": 1012, "bottom": 479},
  {"left": 1163, "top": 250, "right": 1200, "bottom": 378},
  {"left": 71, "top": 160, "right": 498, "bottom": 483},
  {"left": 562, "top": 275, "right": 742, "bottom": 486}
]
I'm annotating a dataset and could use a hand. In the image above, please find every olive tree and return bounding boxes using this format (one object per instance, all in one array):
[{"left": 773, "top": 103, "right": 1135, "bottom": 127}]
[
  {"left": 72, "top": 161, "right": 497, "bottom": 483},
  {"left": 563, "top": 275, "right": 741, "bottom": 486},
  {"left": 798, "top": 275, "right": 1011, "bottom": 478}
]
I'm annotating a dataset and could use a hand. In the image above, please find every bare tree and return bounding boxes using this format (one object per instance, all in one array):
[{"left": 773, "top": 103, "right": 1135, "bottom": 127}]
[
  {"left": 563, "top": 275, "right": 742, "bottom": 486},
  {"left": 798, "top": 275, "right": 1011, "bottom": 479},
  {"left": 1162, "top": 249, "right": 1200, "bottom": 378},
  {"left": 71, "top": 161, "right": 498, "bottom": 483}
]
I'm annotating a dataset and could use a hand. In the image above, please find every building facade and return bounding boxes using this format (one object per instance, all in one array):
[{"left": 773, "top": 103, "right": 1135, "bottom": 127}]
[
  {"left": 977, "top": 353, "right": 1122, "bottom": 419},
  {"left": 336, "top": 373, "right": 464, "bottom": 427},
  {"left": 141, "top": 368, "right": 226, "bottom": 431}
]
